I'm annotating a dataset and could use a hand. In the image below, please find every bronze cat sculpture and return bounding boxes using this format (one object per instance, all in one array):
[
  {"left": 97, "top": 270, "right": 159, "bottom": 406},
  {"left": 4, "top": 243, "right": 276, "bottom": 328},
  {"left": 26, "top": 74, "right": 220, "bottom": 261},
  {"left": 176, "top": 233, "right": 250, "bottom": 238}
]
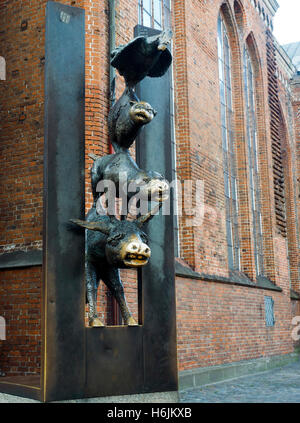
[{"left": 108, "top": 87, "right": 157, "bottom": 152}]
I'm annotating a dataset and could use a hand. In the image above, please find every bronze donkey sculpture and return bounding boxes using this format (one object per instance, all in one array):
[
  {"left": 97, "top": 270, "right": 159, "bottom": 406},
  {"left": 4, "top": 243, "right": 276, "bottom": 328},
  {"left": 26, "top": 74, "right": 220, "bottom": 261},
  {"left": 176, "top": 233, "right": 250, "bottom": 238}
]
[{"left": 71, "top": 204, "right": 160, "bottom": 326}]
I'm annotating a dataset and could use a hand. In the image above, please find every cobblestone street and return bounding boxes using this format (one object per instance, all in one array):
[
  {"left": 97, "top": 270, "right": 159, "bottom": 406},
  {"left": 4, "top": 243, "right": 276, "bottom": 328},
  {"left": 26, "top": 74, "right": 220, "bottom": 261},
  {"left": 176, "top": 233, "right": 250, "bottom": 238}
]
[{"left": 180, "top": 360, "right": 300, "bottom": 403}]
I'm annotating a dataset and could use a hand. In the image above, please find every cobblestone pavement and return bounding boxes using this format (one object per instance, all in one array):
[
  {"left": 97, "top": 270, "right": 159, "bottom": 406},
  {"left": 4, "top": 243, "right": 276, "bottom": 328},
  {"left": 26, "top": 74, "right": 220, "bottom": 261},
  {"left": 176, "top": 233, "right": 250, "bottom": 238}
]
[{"left": 179, "top": 360, "right": 300, "bottom": 403}]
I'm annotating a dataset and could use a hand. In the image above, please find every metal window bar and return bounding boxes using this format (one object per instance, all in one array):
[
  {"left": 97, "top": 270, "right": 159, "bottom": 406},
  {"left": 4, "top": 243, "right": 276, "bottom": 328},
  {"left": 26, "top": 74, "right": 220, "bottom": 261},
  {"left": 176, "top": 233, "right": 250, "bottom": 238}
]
[
  {"left": 264, "top": 296, "right": 275, "bottom": 326},
  {"left": 138, "top": 0, "right": 171, "bottom": 29}
]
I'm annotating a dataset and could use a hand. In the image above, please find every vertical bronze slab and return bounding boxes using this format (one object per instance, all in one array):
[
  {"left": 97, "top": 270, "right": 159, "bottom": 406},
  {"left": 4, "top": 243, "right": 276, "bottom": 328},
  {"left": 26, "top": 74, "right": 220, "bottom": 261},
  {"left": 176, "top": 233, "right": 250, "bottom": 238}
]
[
  {"left": 135, "top": 25, "right": 178, "bottom": 392},
  {"left": 85, "top": 327, "right": 144, "bottom": 398},
  {"left": 43, "top": 2, "right": 85, "bottom": 402}
]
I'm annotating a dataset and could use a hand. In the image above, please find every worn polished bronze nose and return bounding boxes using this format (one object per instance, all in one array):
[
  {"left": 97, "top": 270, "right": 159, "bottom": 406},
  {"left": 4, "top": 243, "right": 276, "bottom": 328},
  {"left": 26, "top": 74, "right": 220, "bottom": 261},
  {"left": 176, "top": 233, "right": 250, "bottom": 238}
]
[{"left": 126, "top": 241, "right": 151, "bottom": 257}]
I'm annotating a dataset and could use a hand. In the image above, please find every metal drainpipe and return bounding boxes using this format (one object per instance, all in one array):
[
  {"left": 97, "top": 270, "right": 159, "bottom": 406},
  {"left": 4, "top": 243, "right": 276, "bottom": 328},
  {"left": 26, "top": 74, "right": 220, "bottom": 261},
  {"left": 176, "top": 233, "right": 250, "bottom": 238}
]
[
  {"left": 109, "top": 0, "right": 116, "bottom": 110},
  {"left": 108, "top": 0, "right": 121, "bottom": 324},
  {"left": 109, "top": 0, "right": 115, "bottom": 156}
]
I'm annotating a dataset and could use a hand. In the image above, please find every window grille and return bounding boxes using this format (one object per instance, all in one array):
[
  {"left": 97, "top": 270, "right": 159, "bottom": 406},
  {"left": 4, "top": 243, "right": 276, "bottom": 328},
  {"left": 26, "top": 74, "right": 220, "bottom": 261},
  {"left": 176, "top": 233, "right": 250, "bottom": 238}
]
[
  {"left": 138, "top": 0, "right": 171, "bottom": 29},
  {"left": 264, "top": 296, "right": 275, "bottom": 326},
  {"left": 217, "top": 14, "right": 241, "bottom": 271}
]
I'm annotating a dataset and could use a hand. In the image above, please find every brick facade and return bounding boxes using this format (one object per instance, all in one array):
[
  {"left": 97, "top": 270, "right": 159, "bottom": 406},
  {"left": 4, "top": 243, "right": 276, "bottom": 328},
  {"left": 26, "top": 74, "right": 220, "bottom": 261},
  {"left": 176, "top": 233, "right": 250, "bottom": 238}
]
[
  {"left": 0, "top": 0, "right": 299, "bottom": 379},
  {"left": 0, "top": 267, "right": 41, "bottom": 375}
]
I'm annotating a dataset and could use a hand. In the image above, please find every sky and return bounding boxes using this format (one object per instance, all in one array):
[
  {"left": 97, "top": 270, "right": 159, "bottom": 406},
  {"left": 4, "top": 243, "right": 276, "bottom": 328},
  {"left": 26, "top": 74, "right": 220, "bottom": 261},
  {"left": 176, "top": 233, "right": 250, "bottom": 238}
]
[{"left": 273, "top": 0, "right": 300, "bottom": 45}]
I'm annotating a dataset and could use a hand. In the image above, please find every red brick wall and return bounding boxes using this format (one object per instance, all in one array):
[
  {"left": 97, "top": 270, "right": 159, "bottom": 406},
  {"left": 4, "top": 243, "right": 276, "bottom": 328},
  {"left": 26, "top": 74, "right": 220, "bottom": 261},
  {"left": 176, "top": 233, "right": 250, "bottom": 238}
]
[
  {"left": 291, "top": 300, "right": 300, "bottom": 350},
  {"left": 176, "top": 276, "right": 294, "bottom": 371},
  {"left": 0, "top": 0, "right": 45, "bottom": 255},
  {"left": 0, "top": 267, "right": 42, "bottom": 376},
  {"left": 173, "top": 0, "right": 282, "bottom": 284},
  {"left": 272, "top": 45, "right": 299, "bottom": 294},
  {"left": 290, "top": 75, "right": 300, "bottom": 294},
  {"left": 0, "top": 0, "right": 140, "bottom": 373},
  {"left": 0, "top": 0, "right": 48, "bottom": 377},
  {"left": 173, "top": 0, "right": 298, "bottom": 371},
  {"left": 0, "top": 0, "right": 86, "bottom": 377}
]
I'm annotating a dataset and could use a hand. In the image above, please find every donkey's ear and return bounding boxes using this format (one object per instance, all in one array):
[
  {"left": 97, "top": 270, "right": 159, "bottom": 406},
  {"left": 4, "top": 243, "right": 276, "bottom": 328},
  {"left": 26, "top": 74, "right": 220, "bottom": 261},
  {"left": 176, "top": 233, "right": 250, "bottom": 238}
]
[
  {"left": 70, "top": 219, "right": 110, "bottom": 235},
  {"left": 136, "top": 203, "right": 162, "bottom": 227}
]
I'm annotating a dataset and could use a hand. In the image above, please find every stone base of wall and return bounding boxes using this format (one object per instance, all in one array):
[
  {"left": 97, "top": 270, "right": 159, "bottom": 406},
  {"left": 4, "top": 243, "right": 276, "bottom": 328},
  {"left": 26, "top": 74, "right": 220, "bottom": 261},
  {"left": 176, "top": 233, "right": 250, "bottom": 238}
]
[
  {"left": 0, "top": 390, "right": 179, "bottom": 404},
  {"left": 179, "top": 351, "right": 300, "bottom": 391}
]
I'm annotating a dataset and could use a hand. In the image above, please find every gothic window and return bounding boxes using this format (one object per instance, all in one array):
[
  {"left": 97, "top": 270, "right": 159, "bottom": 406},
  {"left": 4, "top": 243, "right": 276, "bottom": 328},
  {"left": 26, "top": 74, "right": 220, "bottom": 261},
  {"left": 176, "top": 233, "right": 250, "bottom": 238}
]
[
  {"left": 217, "top": 14, "right": 241, "bottom": 271},
  {"left": 243, "top": 47, "right": 264, "bottom": 275},
  {"left": 138, "top": 0, "right": 171, "bottom": 29}
]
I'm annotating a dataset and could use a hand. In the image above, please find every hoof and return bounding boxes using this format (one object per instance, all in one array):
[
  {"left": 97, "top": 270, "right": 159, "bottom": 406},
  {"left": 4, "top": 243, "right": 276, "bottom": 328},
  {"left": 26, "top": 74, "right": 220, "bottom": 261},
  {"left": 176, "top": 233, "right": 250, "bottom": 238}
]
[
  {"left": 126, "top": 316, "right": 138, "bottom": 326},
  {"left": 89, "top": 318, "right": 105, "bottom": 327}
]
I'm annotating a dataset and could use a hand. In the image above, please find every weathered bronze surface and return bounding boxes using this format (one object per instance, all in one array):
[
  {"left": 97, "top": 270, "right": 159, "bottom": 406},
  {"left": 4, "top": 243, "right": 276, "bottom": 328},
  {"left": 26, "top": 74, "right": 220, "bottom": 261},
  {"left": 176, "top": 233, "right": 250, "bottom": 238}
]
[
  {"left": 111, "top": 29, "right": 172, "bottom": 87},
  {"left": 72, "top": 203, "right": 161, "bottom": 326},
  {"left": 134, "top": 24, "right": 178, "bottom": 393},
  {"left": 43, "top": 2, "right": 86, "bottom": 402},
  {"left": 108, "top": 87, "right": 156, "bottom": 152},
  {"left": 90, "top": 151, "right": 169, "bottom": 210},
  {"left": 71, "top": 27, "right": 173, "bottom": 328},
  {"left": 35, "top": 4, "right": 178, "bottom": 401}
]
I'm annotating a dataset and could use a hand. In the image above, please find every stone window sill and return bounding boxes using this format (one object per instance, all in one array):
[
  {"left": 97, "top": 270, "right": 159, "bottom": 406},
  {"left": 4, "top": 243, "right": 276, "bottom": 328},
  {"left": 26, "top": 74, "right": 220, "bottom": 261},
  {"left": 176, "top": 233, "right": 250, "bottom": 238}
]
[{"left": 175, "top": 258, "right": 282, "bottom": 293}]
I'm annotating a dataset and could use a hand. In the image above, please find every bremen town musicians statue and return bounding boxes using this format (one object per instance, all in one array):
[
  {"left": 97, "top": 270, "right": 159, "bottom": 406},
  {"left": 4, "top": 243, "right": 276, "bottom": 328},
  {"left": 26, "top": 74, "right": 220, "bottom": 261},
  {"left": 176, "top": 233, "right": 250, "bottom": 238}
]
[{"left": 72, "top": 29, "right": 173, "bottom": 327}]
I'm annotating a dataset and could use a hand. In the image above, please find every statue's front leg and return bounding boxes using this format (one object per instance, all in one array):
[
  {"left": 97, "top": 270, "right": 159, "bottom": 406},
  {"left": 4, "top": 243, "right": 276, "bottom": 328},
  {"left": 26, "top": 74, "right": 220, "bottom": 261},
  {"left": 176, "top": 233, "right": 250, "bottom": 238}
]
[
  {"left": 117, "top": 286, "right": 137, "bottom": 326},
  {"left": 86, "top": 262, "right": 104, "bottom": 327},
  {"left": 101, "top": 268, "right": 138, "bottom": 326}
]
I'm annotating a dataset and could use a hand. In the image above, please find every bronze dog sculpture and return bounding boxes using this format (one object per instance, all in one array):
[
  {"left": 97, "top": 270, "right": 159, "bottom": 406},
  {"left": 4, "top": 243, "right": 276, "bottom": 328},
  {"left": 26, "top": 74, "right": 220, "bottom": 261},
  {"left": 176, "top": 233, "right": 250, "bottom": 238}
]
[{"left": 90, "top": 151, "right": 169, "bottom": 215}]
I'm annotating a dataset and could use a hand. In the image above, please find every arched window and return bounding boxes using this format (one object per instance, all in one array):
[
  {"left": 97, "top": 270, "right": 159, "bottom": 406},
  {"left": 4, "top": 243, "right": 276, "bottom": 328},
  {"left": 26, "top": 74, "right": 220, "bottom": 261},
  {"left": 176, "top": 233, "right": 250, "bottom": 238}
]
[
  {"left": 217, "top": 14, "right": 241, "bottom": 271},
  {"left": 138, "top": 0, "right": 171, "bottom": 29},
  {"left": 243, "top": 46, "right": 264, "bottom": 275},
  {"left": 0, "top": 56, "right": 5, "bottom": 80}
]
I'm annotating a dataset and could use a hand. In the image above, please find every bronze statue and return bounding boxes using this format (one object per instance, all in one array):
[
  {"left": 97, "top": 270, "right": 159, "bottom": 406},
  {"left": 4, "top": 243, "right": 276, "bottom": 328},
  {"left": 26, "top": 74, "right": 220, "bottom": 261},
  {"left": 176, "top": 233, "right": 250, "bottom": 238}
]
[
  {"left": 90, "top": 151, "right": 169, "bottom": 212},
  {"left": 111, "top": 29, "right": 172, "bottom": 87},
  {"left": 108, "top": 87, "right": 157, "bottom": 153},
  {"left": 71, "top": 204, "right": 160, "bottom": 326},
  {"left": 71, "top": 29, "right": 172, "bottom": 326}
]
